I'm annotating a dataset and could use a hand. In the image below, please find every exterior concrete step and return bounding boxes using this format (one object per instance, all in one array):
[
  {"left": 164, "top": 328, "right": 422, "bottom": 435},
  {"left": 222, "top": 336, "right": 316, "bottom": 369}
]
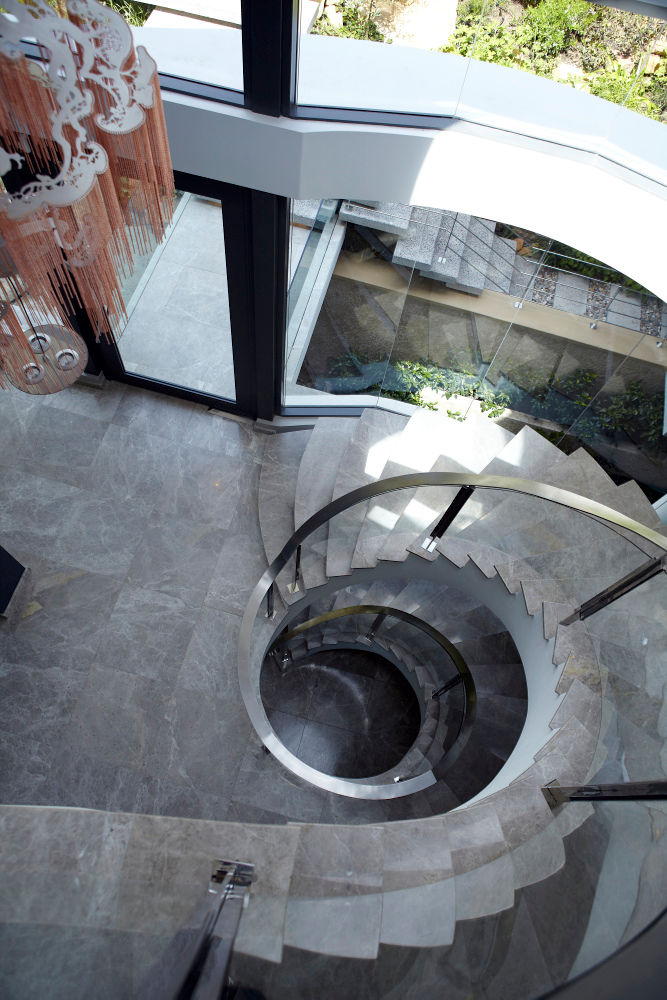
[
  {"left": 338, "top": 200, "right": 411, "bottom": 235},
  {"left": 453, "top": 216, "right": 496, "bottom": 295},
  {"left": 485, "top": 235, "right": 517, "bottom": 293},
  {"left": 392, "top": 205, "right": 443, "bottom": 268},
  {"left": 419, "top": 211, "right": 468, "bottom": 285}
]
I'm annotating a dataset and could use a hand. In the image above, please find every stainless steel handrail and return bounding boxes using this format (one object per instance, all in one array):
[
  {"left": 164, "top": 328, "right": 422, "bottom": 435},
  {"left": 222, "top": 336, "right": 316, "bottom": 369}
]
[
  {"left": 273, "top": 602, "right": 477, "bottom": 775},
  {"left": 238, "top": 473, "right": 667, "bottom": 800}
]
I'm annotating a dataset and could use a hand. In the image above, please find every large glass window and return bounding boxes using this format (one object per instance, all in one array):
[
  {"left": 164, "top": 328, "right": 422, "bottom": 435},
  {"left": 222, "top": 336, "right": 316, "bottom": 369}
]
[
  {"left": 117, "top": 192, "right": 236, "bottom": 401},
  {"left": 297, "top": 1, "right": 666, "bottom": 132},
  {"left": 284, "top": 198, "right": 667, "bottom": 496},
  {"left": 131, "top": 2, "right": 243, "bottom": 93}
]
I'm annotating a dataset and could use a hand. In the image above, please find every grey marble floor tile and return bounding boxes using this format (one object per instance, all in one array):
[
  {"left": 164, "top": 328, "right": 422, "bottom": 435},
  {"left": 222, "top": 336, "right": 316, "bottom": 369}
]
[
  {"left": 88, "top": 423, "right": 176, "bottom": 503},
  {"left": 0, "top": 731, "right": 54, "bottom": 805},
  {"left": 296, "top": 719, "right": 359, "bottom": 777},
  {"left": 41, "top": 490, "right": 155, "bottom": 578},
  {"left": 111, "top": 385, "right": 198, "bottom": 442},
  {"left": 0, "top": 466, "right": 80, "bottom": 543},
  {"left": 204, "top": 528, "right": 268, "bottom": 616},
  {"left": 1, "top": 564, "right": 122, "bottom": 672},
  {"left": 175, "top": 606, "right": 241, "bottom": 701},
  {"left": 63, "top": 667, "right": 174, "bottom": 777},
  {"left": 181, "top": 406, "right": 265, "bottom": 461},
  {"left": 154, "top": 443, "right": 252, "bottom": 527},
  {"left": 308, "top": 668, "right": 374, "bottom": 732},
  {"left": 162, "top": 685, "right": 251, "bottom": 800},
  {"left": 93, "top": 584, "right": 197, "bottom": 681},
  {"left": 230, "top": 740, "right": 325, "bottom": 823},
  {"left": 126, "top": 516, "right": 225, "bottom": 609},
  {"left": 7, "top": 405, "right": 110, "bottom": 490},
  {"left": 39, "top": 379, "right": 127, "bottom": 422},
  {"left": 46, "top": 743, "right": 158, "bottom": 814},
  {"left": 267, "top": 708, "right": 306, "bottom": 755},
  {"left": 260, "top": 658, "right": 316, "bottom": 718},
  {"left": 0, "top": 663, "right": 86, "bottom": 750}
]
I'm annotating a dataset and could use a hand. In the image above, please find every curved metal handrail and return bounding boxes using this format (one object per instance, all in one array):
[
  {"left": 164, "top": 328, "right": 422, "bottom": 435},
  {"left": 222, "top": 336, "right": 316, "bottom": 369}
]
[
  {"left": 239, "top": 473, "right": 667, "bottom": 800},
  {"left": 272, "top": 603, "right": 478, "bottom": 775}
]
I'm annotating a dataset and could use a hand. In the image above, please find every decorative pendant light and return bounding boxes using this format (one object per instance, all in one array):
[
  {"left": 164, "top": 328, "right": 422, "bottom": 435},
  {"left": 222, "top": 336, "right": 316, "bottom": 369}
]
[{"left": 0, "top": 0, "right": 175, "bottom": 394}]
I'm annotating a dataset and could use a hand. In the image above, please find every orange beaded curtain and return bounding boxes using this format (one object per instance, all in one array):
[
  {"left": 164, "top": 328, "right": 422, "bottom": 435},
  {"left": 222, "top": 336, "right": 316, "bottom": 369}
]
[{"left": 0, "top": 0, "right": 175, "bottom": 394}]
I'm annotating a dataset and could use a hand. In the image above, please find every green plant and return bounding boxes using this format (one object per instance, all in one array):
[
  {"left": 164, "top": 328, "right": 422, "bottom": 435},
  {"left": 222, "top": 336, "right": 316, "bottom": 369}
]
[
  {"left": 99, "top": 0, "right": 154, "bottom": 27},
  {"left": 312, "top": 1, "right": 385, "bottom": 42},
  {"left": 587, "top": 62, "right": 661, "bottom": 119}
]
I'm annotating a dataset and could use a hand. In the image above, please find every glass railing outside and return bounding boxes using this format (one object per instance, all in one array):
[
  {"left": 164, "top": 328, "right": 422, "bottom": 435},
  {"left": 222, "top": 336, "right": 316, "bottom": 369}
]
[
  {"left": 284, "top": 199, "right": 667, "bottom": 495},
  {"left": 132, "top": 1, "right": 243, "bottom": 93},
  {"left": 297, "top": 0, "right": 667, "bottom": 139}
]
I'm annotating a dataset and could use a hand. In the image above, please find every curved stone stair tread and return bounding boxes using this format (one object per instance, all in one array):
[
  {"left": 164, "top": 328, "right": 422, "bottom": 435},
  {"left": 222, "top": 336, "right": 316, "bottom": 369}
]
[
  {"left": 351, "top": 406, "right": 499, "bottom": 568},
  {"left": 258, "top": 429, "right": 312, "bottom": 601},
  {"left": 326, "top": 409, "right": 408, "bottom": 577},
  {"left": 250, "top": 408, "right": 659, "bottom": 962},
  {"left": 294, "top": 417, "right": 358, "bottom": 529},
  {"left": 481, "top": 424, "right": 564, "bottom": 479},
  {"left": 453, "top": 445, "right": 620, "bottom": 551}
]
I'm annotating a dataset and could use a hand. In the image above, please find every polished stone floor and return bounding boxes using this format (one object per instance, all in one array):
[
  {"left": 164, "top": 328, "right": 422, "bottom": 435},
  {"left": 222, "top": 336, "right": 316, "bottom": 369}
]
[
  {"left": 261, "top": 649, "right": 420, "bottom": 779},
  {"left": 0, "top": 379, "right": 432, "bottom": 825},
  {"left": 0, "top": 380, "right": 273, "bottom": 821}
]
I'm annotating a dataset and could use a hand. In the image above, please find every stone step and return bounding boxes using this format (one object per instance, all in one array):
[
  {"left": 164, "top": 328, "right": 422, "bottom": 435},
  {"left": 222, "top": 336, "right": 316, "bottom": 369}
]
[
  {"left": 419, "top": 211, "right": 469, "bottom": 286},
  {"left": 453, "top": 216, "right": 496, "bottom": 295},
  {"left": 294, "top": 416, "right": 358, "bottom": 528},
  {"left": 485, "top": 235, "right": 517, "bottom": 293},
  {"left": 392, "top": 205, "right": 443, "bottom": 268},
  {"left": 351, "top": 404, "right": 485, "bottom": 569},
  {"left": 258, "top": 429, "right": 312, "bottom": 567},
  {"left": 326, "top": 409, "right": 408, "bottom": 578},
  {"left": 338, "top": 200, "right": 412, "bottom": 235}
]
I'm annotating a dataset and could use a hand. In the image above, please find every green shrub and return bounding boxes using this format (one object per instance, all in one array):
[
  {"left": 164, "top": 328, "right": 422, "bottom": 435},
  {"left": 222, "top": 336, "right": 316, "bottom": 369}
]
[
  {"left": 99, "top": 0, "right": 154, "bottom": 27},
  {"left": 312, "top": 2, "right": 385, "bottom": 42},
  {"left": 587, "top": 63, "right": 661, "bottom": 119}
]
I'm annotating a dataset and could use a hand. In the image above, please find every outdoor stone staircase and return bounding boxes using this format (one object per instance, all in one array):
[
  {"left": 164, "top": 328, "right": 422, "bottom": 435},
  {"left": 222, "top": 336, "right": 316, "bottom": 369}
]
[{"left": 339, "top": 201, "right": 516, "bottom": 296}]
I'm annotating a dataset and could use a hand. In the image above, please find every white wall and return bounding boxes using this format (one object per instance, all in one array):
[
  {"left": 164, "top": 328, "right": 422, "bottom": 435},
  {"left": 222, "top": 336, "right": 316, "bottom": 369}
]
[{"left": 136, "top": 28, "right": 667, "bottom": 300}]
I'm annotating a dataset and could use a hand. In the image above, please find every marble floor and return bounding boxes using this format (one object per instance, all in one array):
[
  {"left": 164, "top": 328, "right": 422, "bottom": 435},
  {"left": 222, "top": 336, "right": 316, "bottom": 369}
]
[
  {"left": 261, "top": 649, "right": 420, "bottom": 779},
  {"left": 1, "top": 380, "right": 434, "bottom": 825},
  {"left": 0, "top": 380, "right": 273, "bottom": 821}
]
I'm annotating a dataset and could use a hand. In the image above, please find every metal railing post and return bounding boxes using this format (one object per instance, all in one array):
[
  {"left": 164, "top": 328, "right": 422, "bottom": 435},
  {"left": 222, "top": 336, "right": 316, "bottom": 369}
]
[
  {"left": 560, "top": 555, "right": 667, "bottom": 625},
  {"left": 422, "top": 486, "right": 475, "bottom": 552},
  {"left": 432, "top": 674, "right": 464, "bottom": 699},
  {"left": 287, "top": 543, "right": 302, "bottom": 595},
  {"left": 364, "top": 612, "right": 386, "bottom": 642},
  {"left": 543, "top": 781, "right": 667, "bottom": 808},
  {"left": 265, "top": 583, "right": 275, "bottom": 620}
]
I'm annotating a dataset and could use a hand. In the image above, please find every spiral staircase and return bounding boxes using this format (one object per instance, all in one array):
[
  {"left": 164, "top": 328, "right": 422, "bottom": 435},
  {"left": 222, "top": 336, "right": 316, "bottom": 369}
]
[
  {"left": 1, "top": 400, "right": 665, "bottom": 998},
  {"left": 229, "top": 404, "right": 667, "bottom": 995}
]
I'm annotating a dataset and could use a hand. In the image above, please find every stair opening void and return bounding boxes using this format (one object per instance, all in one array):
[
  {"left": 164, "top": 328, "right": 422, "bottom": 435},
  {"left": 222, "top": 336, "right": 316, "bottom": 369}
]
[
  {"left": 244, "top": 457, "right": 667, "bottom": 812},
  {"left": 260, "top": 645, "right": 422, "bottom": 780}
]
